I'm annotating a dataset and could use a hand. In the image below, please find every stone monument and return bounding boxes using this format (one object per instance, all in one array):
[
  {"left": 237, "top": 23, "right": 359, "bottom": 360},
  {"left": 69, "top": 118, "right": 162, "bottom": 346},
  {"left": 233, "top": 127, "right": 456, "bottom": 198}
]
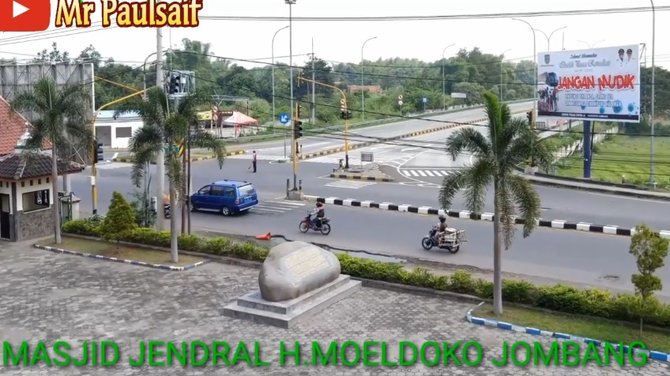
[{"left": 223, "top": 241, "right": 361, "bottom": 328}]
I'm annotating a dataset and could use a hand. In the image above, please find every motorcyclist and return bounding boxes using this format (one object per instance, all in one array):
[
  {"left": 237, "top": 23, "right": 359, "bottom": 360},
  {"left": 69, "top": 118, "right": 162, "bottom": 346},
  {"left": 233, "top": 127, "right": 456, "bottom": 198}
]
[
  {"left": 311, "top": 202, "right": 325, "bottom": 228},
  {"left": 436, "top": 215, "right": 448, "bottom": 244}
]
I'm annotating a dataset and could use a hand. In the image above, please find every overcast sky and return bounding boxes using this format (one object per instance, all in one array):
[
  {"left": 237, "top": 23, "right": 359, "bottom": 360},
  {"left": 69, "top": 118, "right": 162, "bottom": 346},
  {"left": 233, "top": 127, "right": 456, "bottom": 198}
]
[{"left": 0, "top": 0, "right": 669, "bottom": 70}]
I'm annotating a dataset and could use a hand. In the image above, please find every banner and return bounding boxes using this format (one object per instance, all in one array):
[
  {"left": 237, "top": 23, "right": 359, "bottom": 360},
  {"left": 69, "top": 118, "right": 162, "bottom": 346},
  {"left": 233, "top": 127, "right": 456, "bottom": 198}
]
[{"left": 536, "top": 45, "right": 640, "bottom": 123}]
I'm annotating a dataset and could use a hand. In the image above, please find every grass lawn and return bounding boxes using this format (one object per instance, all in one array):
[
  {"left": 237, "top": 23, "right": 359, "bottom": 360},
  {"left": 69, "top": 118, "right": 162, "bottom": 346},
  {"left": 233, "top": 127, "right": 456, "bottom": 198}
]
[
  {"left": 555, "top": 135, "right": 670, "bottom": 190},
  {"left": 474, "top": 303, "right": 670, "bottom": 353},
  {"left": 46, "top": 236, "right": 204, "bottom": 267}
]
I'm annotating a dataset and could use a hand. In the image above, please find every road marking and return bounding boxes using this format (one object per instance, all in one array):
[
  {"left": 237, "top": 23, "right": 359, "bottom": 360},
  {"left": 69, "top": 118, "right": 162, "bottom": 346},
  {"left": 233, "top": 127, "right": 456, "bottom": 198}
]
[
  {"left": 416, "top": 170, "right": 427, "bottom": 176},
  {"left": 424, "top": 170, "right": 435, "bottom": 177},
  {"left": 324, "top": 180, "right": 376, "bottom": 189}
]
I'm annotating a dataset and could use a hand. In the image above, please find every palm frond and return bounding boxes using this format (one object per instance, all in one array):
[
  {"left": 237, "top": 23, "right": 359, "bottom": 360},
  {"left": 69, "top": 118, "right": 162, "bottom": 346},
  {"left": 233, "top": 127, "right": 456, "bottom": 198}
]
[
  {"left": 129, "top": 125, "right": 163, "bottom": 187},
  {"left": 483, "top": 92, "right": 502, "bottom": 145},
  {"left": 507, "top": 174, "right": 541, "bottom": 238},
  {"left": 462, "top": 157, "right": 495, "bottom": 214},
  {"left": 445, "top": 128, "right": 491, "bottom": 159},
  {"left": 438, "top": 169, "right": 467, "bottom": 210},
  {"left": 191, "top": 129, "right": 226, "bottom": 169}
]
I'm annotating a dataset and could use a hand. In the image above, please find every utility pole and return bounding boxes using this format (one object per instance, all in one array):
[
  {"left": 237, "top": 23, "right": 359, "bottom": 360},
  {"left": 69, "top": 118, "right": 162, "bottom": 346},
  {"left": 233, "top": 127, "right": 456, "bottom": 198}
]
[
  {"left": 155, "top": 26, "right": 166, "bottom": 231},
  {"left": 311, "top": 39, "right": 316, "bottom": 124}
]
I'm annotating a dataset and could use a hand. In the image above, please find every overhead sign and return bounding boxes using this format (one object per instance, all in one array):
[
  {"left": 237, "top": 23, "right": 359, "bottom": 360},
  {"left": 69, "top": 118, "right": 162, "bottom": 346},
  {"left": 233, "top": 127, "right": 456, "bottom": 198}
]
[
  {"left": 537, "top": 45, "right": 640, "bottom": 123},
  {"left": 451, "top": 92, "right": 467, "bottom": 99}
]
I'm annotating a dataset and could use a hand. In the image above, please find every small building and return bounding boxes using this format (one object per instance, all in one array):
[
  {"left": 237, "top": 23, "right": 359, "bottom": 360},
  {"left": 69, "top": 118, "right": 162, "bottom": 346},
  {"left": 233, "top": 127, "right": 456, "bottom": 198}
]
[
  {"left": 94, "top": 110, "right": 143, "bottom": 149},
  {"left": 0, "top": 96, "right": 84, "bottom": 242}
]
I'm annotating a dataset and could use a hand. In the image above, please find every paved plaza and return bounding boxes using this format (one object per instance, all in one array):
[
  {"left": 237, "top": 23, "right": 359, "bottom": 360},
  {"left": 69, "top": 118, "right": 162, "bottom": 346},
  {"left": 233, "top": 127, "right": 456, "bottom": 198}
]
[{"left": 0, "top": 240, "right": 668, "bottom": 375}]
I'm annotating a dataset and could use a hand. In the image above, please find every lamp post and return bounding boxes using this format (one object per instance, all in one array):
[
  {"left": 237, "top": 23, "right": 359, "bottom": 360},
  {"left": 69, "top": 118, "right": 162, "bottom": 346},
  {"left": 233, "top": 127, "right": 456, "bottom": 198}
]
[
  {"left": 533, "top": 26, "right": 568, "bottom": 51},
  {"left": 512, "top": 18, "right": 537, "bottom": 121},
  {"left": 577, "top": 39, "right": 605, "bottom": 49},
  {"left": 360, "top": 36, "right": 377, "bottom": 121},
  {"left": 272, "top": 25, "right": 289, "bottom": 159},
  {"left": 500, "top": 49, "right": 511, "bottom": 101},
  {"left": 285, "top": 0, "right": 297, "bottom": 190},
  {"left": 442, "top": 43, "right": 455, "bottom": 110},
  {"left": 650, "top": 0, "right": 656, "bottom": 187}
]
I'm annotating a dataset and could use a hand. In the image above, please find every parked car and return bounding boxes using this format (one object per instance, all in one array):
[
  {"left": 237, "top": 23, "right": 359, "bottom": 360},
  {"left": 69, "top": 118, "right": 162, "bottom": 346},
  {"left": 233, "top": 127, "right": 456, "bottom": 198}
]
[{"left": 190, "top": 180, "right": 259, "bottom": 216}]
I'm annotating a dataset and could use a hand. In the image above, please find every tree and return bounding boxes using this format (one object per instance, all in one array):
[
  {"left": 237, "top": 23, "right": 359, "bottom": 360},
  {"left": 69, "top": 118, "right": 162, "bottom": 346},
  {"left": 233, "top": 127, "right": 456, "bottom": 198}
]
[
  {"left": 438, "top": 91, "right": 552, "bottom": 316},
  {"left": 11, "top": 76, "right": 93, "bottom": 245},
  {"left": 34, "top": 42, "right": 70, "bottom": 64},
  {"left": 117, "top": 88, "right": 226, "bottom": 263},
  {"left": 629, "top": 224, "right": 669, "bottom": 335},
  {"left": 101, "top": 192, "right": 137, "bottom": 245}
]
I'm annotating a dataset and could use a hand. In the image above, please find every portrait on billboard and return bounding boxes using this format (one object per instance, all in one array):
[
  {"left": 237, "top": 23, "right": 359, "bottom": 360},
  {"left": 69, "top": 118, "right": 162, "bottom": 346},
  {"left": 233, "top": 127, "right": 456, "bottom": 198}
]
[{"left": 536, "top": 45, "right": 640, "bottom": 123}]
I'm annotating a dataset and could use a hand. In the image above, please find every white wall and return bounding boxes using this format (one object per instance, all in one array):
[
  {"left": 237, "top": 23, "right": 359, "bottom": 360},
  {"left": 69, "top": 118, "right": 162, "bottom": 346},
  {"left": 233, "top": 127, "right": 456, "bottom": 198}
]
[
  {"left": 95, "top": 120, "right": 143, "bottom": 149},
  {"left": 16, "top": 178, "right": 52, "bottom": 212}
]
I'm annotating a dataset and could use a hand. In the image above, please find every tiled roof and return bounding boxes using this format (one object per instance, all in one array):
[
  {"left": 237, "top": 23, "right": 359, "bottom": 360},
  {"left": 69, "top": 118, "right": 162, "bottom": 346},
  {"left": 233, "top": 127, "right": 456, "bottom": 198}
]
[
  {"left": 0, "top": 152, "right": 84, "bottom": 180},
  {"left": 0, "top": 97, "right": 30, "bottom": 155}
]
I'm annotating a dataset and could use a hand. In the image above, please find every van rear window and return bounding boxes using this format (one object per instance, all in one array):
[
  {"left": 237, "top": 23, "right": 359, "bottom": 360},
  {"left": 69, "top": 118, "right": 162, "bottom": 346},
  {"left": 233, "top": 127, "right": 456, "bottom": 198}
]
[{"left": 238, "top": 184, "right": 255, "bottom": 196}]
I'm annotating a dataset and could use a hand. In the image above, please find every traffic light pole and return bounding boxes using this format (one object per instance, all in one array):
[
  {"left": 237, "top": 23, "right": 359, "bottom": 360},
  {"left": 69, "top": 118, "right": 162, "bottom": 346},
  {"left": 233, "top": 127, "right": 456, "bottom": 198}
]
[
  {"left": 91, "top": 89, "right": 148, "bottom": 215},
  {"left": 296, "top": 76, "right": 350, "bottom": 169}
]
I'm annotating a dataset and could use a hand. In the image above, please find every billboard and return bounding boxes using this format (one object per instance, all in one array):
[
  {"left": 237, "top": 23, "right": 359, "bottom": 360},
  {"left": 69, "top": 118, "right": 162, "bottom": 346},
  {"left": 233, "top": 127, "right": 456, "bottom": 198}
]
[{"left": 536, "top": 45, "right": 640, "bottom": 122}]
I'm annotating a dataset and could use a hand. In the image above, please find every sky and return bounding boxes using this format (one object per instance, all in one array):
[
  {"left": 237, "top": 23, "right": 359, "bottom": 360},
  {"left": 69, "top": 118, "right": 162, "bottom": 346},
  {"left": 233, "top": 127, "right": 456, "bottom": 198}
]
[{"left": 0, "top": 0, "right": 669, "bottom": 71}]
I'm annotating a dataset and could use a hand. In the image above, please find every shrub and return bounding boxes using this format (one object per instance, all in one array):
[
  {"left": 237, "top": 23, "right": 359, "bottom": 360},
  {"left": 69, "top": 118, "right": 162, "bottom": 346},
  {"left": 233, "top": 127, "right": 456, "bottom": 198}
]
[
  {"left": 62, "top": 218, "right": 102, "bottom": 237},
  {"left": 474, "top": 279, "right": 494, "bottom": 299},
  {"left": 178, "top": 234, "right": 205, "bottom": 252},
  {"left": 502, "top": 280, "right": 538, "bottom": 305},
  {"left": 100, "top": 192, "right": 137, "bottom": 243},
  {"left": 536, "top": 285, "right": 587, "bottom": 313},
  {"left": 449, "top": 270, "right": 476, "bottom": 294},
  {"left": 229, "top": 242, "right": 268, "bottom": 261},
  {"left": 402, "top": 267, "right": 433, "bottom": 287},
  {"left": 125, "top": 228, "right": 170, "bottom": 247},
  {"left": 204, "top": 237, "right": 232, "bottom": 255}
]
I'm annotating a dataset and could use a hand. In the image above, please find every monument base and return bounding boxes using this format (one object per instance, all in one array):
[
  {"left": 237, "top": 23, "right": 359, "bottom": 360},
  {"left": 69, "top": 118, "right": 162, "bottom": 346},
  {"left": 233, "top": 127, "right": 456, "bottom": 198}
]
[{"left": 223, "top": 274, "right": 361, "bottom": 328}]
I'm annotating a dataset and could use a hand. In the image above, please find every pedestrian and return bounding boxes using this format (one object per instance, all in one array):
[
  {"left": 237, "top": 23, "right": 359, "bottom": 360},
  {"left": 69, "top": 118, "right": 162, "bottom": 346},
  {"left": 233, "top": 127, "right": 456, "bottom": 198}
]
[{"left": 251, "top": 150, "right": 257, "bottom": 173}]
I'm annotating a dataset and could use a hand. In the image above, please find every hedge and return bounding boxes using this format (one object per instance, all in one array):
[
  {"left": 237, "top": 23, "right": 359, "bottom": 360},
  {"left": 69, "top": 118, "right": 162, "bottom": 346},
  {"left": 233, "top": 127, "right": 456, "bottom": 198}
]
[{"left": 62, "top": 218, "right": 670, "bottom": 328}]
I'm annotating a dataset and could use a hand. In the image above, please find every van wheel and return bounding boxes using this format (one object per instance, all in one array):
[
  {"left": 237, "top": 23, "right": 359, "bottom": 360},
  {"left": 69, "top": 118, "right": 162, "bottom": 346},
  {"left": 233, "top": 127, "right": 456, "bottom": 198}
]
[{"left": 221, "top": 207, "right": 232, "bottom": 216}]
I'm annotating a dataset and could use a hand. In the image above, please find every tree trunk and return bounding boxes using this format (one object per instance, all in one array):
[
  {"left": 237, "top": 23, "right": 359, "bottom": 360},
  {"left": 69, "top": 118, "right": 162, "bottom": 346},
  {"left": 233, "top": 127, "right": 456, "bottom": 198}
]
[
  {"left": 169, "top": 179, "right": 179, "bottom": 263},
  {"left": 493, "top": 179, "right": 503, "bottom": 316},
  {"left": 52, "top": 148, "right": 62, "bottom": 244}
]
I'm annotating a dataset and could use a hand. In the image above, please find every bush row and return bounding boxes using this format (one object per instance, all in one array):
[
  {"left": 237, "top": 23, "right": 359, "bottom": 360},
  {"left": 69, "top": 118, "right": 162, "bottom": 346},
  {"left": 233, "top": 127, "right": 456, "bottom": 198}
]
[{"left": 62, "top": 218, "right": 670, "bottom": 328}]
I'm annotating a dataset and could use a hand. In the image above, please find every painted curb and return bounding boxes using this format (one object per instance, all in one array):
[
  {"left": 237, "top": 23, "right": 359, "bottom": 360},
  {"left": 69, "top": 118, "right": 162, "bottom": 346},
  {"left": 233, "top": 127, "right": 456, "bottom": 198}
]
[
  {"left": 112, "top": 150, "right": 246, "bottom": 163},
  {"left": 466, "top": 302, "right": 670, "bottom": 363},
  {"left": 307, "top": 196, "right": 670, "bottom": 239},
  {"left": 299, "top": 119, "right": 488, "bottom": 161},
  {"left": 33, "top": 244, "right": 210, "bottom": 271},
  {"left": 329, "top": 174, "right": 394, "bottom": 182}
]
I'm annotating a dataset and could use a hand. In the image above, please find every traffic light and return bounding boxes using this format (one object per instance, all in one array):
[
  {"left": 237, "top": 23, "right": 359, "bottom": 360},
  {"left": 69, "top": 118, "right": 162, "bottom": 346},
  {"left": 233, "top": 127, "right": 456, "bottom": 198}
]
[
  {"left": 339, "top": 110, "right": 352, "bottom": 119},
  {"left": 293, "top": 104, "right": 303, "bottom": 139},
  {"left": 94, "top": 142, "right": 104, "bottom": 163},
  {"left": 168, "top": 72, "right": 180, "bottom": 94}
]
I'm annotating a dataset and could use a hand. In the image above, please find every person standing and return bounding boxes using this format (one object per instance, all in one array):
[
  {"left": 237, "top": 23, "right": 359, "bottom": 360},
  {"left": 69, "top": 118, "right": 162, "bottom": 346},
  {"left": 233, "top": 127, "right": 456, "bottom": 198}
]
[{"left": 252, "top": 150, "right": 257, "bottom": 173}]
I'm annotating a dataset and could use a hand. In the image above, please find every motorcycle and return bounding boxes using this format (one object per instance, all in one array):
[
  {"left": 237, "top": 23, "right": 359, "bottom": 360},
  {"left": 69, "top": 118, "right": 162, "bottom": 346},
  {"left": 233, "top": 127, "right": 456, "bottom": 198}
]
[
  {"left": 298, "top": 212, "right": 331, "bottom": 235},
  {"left": 421, "top": 225, "right": 466, "bottom": 253}
]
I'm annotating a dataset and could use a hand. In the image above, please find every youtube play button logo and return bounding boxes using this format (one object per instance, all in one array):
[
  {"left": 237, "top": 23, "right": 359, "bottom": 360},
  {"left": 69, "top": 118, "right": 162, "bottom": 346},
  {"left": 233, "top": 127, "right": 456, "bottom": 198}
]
[{"left": 0, "top": 0, "right": 50, "bottom": 31}]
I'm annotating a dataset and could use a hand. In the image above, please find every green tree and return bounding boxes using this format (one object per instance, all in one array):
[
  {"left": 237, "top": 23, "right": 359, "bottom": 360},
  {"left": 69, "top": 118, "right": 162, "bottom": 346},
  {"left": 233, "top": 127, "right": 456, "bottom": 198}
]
[
  {"left": 101, "top": 192, "right": 137, "bottom": 245},
  {"left": 438, "top": 92, "right": 551, "bottom": 316},
  {"left": 11, "top": 76, "right": 93, "bottom": 245},
  {"left": 629, "top": 224, "right": 669, "bottom": 335},
  {"left": 33, "top": 42, "right": 70, "bottom": 63},
  {"left": 117, "top": 88, "right": 226, "bottom": 263}
]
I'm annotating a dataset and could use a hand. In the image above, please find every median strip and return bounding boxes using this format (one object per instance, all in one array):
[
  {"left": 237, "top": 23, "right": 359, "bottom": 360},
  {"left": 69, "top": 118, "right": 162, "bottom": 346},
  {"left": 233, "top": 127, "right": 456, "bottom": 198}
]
[
  {"left": 112, "top": 149, "right": 246, "bottom": 163},
  {"left": 302, "top": 195, "right": 670, "bottom": 239}
]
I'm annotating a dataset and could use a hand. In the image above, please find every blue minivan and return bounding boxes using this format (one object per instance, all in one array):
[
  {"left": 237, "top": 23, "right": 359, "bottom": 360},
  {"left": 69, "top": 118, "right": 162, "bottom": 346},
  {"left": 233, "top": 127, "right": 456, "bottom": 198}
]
[{"left": 190, "top": 180, "right": 259, "bottom": 216}]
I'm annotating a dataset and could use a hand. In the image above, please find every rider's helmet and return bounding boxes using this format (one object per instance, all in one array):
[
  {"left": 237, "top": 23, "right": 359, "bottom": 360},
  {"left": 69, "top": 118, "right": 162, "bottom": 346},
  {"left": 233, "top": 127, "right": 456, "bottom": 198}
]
[
  {"left": 438, "top": 215, "right": 446, "bottom": 223},
  {"left": 316, "top": 202, "right": 323, "bottom": 208}
]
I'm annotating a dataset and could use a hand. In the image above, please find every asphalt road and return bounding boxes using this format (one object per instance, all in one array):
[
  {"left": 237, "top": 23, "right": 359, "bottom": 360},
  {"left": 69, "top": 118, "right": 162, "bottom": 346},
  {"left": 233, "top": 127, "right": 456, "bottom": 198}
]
[{"left": 69, "top": 158, "right": 670, "bottom": 297}]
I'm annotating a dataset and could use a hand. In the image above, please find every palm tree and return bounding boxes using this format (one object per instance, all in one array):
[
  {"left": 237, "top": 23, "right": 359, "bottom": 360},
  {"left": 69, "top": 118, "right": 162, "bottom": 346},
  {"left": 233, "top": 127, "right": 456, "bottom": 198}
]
[
  {"left": 439, "top": 92, "right": 553, "bottom": 316},
  {"left": 118, "top": 87, "right": 225, "bottom": 263},
  {"left": 11, "top": 76, "right": 93, "bottom": 245}
]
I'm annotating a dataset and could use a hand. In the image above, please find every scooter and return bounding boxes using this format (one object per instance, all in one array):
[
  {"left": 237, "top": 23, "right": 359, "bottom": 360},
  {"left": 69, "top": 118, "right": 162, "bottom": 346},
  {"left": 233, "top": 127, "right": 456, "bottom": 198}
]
[
  {"left": 421, "top": 225, "right": 466, "bottom": 253},
  {"left": 298, "top": 212, "right": 331, "bottom": 235}
]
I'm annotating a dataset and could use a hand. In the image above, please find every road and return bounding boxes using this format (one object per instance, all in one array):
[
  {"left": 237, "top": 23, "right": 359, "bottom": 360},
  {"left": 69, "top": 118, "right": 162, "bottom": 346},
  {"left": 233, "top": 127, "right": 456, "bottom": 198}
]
[{"left": 70, "top": 158, "right": 670, "bottom": 296}]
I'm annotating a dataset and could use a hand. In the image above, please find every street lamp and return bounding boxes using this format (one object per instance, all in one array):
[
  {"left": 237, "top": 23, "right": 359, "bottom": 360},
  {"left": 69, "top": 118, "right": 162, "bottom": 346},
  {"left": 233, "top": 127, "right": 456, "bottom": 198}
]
[
  {"left": 500, "top": 49, "right": 512, "bottom": 101},
  {"left": 361, "top": 36, "right": 377, "bottom": 121},
  {"left": 271, "top": 25, "right": 289, "bottom": 159},
  {"left": 285, "top": 0, "right": 297, "bottom": 191},
  {"left": 533, "top": 26, "right": 567, "bottom": 51},
  {"left": 442, "top": 43, "right": 455, "bottom": 111},
  {"left": 577, "top": 39, "right": 605, "bottom": 49},
  {"left": 650, "top": 0, "right": 656, "bottom": 187},
  {"left": 512, "top": 18, "right": 537, "bottom": 120}
]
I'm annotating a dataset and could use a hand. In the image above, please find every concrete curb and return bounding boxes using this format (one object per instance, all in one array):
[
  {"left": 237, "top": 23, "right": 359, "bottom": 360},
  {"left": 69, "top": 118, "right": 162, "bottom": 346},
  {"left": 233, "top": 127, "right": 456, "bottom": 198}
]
[
  {"left": 112, "top": 150, "right": 246, "bottom": 163},
  {"left": 33, "top": 244, "right": 210, "bottom": 271},
  {"left": 329, "top": 174, "right": 394, "bottom": 182},
  {"left": 304, "top": 196, "right": 670, "bottom": 239},
  {"left": 299, "top": 118, "right": 488, "bottom": 161},
  {"left": 466, "top": 302, "right": 670, "bottom": 363},
  {"left": 527, "top": 177, "right": 670, "bottom": 202}
]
